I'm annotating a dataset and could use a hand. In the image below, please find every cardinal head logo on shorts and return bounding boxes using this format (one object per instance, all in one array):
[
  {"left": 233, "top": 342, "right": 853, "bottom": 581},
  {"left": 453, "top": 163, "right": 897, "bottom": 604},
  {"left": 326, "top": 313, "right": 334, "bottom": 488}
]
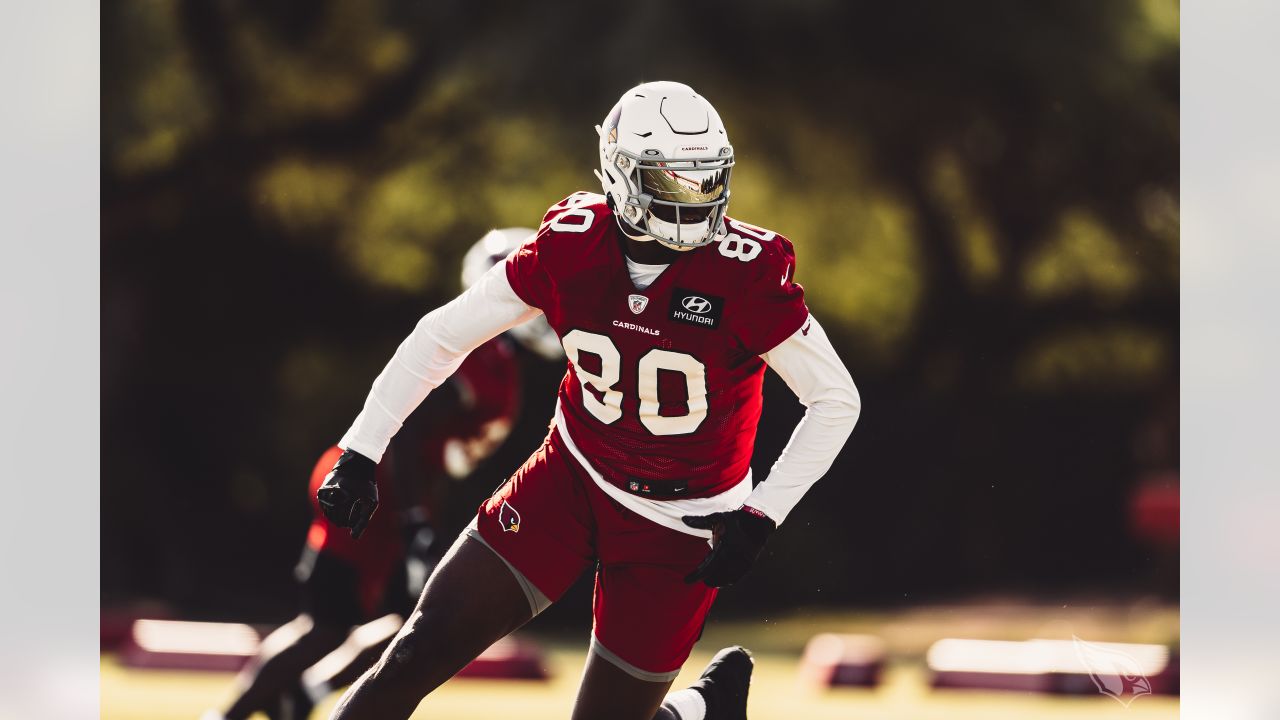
[
  {"left": 628, "top": 294, "right": 649, "bottom": 314},
  {"left": 498, "top": 500, "right": 521, "bottom": 533}
]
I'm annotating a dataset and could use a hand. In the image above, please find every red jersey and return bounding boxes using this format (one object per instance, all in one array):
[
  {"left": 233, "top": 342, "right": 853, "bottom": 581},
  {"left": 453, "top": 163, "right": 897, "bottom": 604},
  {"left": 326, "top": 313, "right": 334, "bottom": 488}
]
[
  {"left": 407, "top": 335, "right": 522, "bottom": 483},
  {"left": 505, "top": 192, "right": 808, "bottom": 499}
]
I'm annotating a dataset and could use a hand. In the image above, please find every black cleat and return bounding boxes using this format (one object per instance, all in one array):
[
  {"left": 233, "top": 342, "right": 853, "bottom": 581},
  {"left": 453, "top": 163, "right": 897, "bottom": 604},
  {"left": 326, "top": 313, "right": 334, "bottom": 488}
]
[{"left": 691, "top": 646, "right": 754, "bottom": 720}]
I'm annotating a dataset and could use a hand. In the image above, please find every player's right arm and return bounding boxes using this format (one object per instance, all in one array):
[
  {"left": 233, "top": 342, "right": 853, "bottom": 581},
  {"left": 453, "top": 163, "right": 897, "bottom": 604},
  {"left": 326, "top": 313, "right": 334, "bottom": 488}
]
[{"left": 319, "top": 261, "right": 542, "bottom": 537}]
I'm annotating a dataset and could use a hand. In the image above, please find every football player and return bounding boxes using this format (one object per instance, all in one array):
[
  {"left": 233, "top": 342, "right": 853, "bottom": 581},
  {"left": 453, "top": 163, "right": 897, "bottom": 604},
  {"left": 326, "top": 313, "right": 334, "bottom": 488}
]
[
  {"left": 209, "top": 230, "right": 560, "bottom": 720},
  {"left": 317, "top": 81, "right": 861, "bottom": 720}
]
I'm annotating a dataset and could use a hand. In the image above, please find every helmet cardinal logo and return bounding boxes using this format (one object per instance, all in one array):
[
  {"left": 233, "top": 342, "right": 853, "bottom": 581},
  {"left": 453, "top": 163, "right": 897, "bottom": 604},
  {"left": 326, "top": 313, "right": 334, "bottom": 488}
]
[
  {"left": 499, "top": 500, "right": 521, "bottom": 533},
  {"left": 605, "top": 107, "right": 621, "bottom": 145}
]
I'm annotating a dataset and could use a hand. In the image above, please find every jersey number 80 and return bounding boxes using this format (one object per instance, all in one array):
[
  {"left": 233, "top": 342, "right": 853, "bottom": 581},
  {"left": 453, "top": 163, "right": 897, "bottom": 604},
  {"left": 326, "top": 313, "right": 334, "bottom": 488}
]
[{"left": 561, "top": 329, "right": 707, "bottom": 436}]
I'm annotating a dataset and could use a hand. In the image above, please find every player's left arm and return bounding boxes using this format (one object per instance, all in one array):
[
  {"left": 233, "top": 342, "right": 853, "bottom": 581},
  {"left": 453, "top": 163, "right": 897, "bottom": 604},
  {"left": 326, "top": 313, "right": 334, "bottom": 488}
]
[
  {"left": 684, "top": 315, "right": 860, "bottom": 587},
  {"left": 684, "top": 227, "right": 860, "bottom": 587},
  {"left": 748, "top": 315, "right": 861, "bottom": 522}
]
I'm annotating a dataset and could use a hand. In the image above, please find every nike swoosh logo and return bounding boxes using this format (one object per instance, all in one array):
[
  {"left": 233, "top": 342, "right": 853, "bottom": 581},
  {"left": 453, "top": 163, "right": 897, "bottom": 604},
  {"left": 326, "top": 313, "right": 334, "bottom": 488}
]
[
  {"left": 801, "top": 321, "right": 812, "bottom": 336},
  {"left": 781, "top": 265, "right": 790, "bottom": 286}
]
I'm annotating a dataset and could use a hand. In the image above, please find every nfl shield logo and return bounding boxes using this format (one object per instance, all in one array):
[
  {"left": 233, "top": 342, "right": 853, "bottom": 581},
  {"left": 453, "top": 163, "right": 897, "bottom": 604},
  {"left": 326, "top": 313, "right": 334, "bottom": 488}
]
[{"left": 628, "top": 294, "right": 649, "bottom": 314}]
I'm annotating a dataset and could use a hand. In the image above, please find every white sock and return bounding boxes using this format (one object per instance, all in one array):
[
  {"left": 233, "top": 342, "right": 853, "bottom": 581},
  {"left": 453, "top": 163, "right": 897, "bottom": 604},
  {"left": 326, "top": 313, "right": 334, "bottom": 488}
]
[{"left": 662, "top": 688, "right": 707, "bottom": 720}]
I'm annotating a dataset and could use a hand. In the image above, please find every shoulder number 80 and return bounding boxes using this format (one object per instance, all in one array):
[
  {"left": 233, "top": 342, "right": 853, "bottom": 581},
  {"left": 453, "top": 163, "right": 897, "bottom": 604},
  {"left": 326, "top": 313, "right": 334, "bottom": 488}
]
[{"left": 717, "top": 219, "right": 775, "bottom": 262}]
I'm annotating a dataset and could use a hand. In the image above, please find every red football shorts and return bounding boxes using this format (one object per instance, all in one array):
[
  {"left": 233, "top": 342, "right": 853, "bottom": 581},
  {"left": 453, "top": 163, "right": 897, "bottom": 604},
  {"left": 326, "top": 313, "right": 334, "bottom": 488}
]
[{"left": 474, "top": 430, "right": 718, "bottom": 682}]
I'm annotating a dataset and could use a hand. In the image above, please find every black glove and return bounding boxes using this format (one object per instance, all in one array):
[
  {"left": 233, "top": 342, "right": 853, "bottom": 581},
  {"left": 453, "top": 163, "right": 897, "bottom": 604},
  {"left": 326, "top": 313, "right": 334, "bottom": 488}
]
[
  {"left": 682, "top": 507, "right": 776, "bottom": 588},
  {"left": 317, "top": 449, "right": 379, "bottom": 539}
]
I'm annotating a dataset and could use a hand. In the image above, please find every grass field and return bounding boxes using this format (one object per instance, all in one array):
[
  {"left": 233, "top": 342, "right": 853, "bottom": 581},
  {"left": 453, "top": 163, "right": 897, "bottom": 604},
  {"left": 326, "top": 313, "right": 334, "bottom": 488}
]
[{"left": 102, "top": 605, "right": 1180, "bottom": 719}]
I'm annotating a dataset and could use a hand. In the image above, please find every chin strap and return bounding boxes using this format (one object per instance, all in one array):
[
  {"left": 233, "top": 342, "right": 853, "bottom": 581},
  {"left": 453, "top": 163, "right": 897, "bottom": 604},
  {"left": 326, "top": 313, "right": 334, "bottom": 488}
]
[{"left": 611, "top": 212, "right": 654, "bottom": 242}]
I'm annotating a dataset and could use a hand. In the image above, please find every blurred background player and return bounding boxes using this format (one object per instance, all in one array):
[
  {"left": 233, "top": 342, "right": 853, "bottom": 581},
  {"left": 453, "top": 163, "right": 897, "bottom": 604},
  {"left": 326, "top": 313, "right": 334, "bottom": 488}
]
[{"left": 207, "top": 229, "right": 563, "bottom": 720}]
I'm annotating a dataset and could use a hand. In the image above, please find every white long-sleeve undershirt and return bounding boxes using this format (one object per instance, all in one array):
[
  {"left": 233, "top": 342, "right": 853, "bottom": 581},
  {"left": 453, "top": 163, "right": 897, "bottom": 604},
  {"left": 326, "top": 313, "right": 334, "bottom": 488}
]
[
  {"left": 338, "top": 260, "right": 860, "bottom": 529},
  {"left": 623, "top": 257, "right": 669, "bottom": 290},
  {"left": 338, "top": 262, "right": 538, "bottom": 462},
  {"left": 750, "top": 317, "right": 861, "bottom": 524}
]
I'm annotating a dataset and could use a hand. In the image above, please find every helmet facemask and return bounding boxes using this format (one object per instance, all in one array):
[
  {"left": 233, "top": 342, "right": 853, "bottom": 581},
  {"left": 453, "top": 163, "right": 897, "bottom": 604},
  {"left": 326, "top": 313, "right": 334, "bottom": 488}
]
[{"left": 607, "top": 147, "right": 734, "bottom": 250}]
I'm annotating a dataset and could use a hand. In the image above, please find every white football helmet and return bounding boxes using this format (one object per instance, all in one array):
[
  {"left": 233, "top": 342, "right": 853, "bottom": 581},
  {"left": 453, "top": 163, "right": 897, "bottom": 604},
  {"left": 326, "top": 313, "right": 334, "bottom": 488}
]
[
  {"left": 595, "top": 81, "right": 734, "bottom": 251},
  {"left": 462, "top": 228, "right": 565, "bottom": 362}
]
